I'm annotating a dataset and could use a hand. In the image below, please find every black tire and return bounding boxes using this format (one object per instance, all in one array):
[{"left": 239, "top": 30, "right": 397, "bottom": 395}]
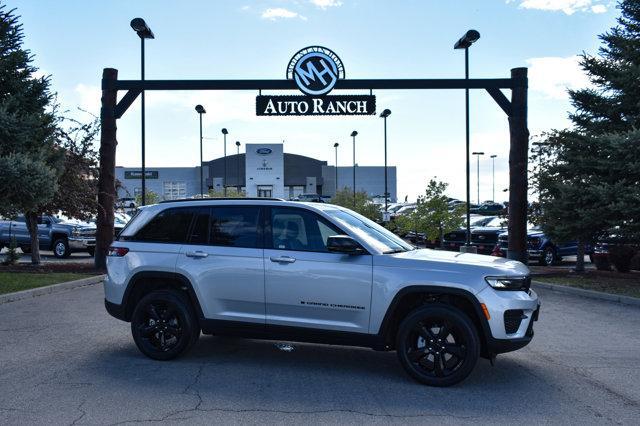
[
  {"left": 539, "top": 246, "right": 556, "bottom": 266},
  {"left": 131, "top": 290, "right": 200, "bottom": 361},
  {"left": 396, "top": 304, "right": 480, "bottom": 387},
  {"left": 52, "top": 238, "right": 70, "bottom": 258},
  {"left": 19, "top": 245, "right": 31, "bottom": 254},
  {"left": 87, "top": 248, "right": 95, "bottom": 257}
]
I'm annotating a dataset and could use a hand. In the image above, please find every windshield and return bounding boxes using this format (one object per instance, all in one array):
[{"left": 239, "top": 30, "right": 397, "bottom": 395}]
[
  {"left": 485, "top": 217, "right": 507, "bottom": 228},
  {"left": 325, "top": 209, "right": 414, "bottom": 254}
]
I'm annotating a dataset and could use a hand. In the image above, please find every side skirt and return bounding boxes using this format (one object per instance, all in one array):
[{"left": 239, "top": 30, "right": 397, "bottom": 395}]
[{"left": 200, "top": 319, "right": 387, "bottom": 351}]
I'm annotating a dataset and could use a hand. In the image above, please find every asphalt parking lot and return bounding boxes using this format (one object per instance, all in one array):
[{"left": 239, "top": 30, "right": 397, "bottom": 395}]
[{"left": 0, "top": 284, "right": 638, "bottom": 425}]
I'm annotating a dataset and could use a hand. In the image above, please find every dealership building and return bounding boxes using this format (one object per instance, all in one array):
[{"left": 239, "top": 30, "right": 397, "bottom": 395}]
[{"left": 116, "top": 143, "right": 396, "bottom": 202}]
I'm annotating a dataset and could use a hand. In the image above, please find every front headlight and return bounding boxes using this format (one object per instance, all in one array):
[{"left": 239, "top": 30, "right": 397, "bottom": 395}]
[
  {"left": 72, "top": 227, "right": 81, "bottom": 237},
  {"left": 485, "top": 276, "right": 531, "bottom": 291}
]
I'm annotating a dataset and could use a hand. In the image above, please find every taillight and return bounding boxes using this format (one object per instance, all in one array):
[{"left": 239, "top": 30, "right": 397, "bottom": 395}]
[{"left": 108, "top": 247, "right": 129, "bottom": 257}]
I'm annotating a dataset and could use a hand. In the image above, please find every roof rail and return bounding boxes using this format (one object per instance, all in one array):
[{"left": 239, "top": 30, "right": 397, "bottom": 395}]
[{"left": 159, "top": 197, "right": 286, "bottom": 204}]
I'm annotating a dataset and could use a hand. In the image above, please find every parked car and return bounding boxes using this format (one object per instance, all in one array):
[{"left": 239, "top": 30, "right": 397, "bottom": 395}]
[
  {"left": 405, "top": 231, "right": 440, "bottom": 249},
  {"left": 0, "top": 214, "right": 96, "bottom": 258},
  {"left": 442, "top": 216, "right": 500, "bottom": 251},
  {"left": 116, "top": 197, "right": 137, "bottom": 210},
  {"left": 392, "top": 203, "right": 417, "bottom": 218},
  {"left": 470, "top": 218, "right": 508, "bottom": 255},
  {"left": 494, "top": 228, "right": 592, "bottom": 266},
  {"left": 104, "top": 198, "right": 539, "bottom": 387},
  {"left": 295, "top": 193, "right": 324, "bottom": 202},
  {"left": 470, "top": 202, "right": 505, "bottom": 216}
]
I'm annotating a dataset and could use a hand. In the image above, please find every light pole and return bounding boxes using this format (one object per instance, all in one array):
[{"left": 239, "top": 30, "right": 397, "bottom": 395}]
[
  {"left": 351, "top": 131, "right": 358, "bottom": 207},
  {"left": 454, "top": 29, "right": 480, "bottom": 248},
  {"left": 130, "top": 18, "right": 154, "bottom": 205},
  {"left": 333, "top": 142, "right": 339, "bottom": 196},
  {"left": 380, "top": 109, "right": 392, "bottom": 215},
  {"left": 490, "top": 154, "right": 497, "bottom": 202},
  {"left": 236, "top": 141, "right": 241, "bottom": 193},
  {"left": 472, "top": 151, "right": 484, "bottom": 205},
  {"left": 221, "top": 128, "right": 228, "bottom": 197},
  {"left": 195, "top": 105, "right": 206, "bottom": 198}
]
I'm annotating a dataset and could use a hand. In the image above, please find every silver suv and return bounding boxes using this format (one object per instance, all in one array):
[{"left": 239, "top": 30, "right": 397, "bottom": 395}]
[{"left": 104, "top": 199, "right": 539, "bottom": 387}]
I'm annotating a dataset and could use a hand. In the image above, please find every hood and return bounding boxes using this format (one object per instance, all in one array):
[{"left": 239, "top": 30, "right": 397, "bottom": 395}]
[
  {"left": 58, "top": 219, "right": 96, "bottom": 230},
  {"left": 376, "top": 248, "right": 530, "bottom": 276}
]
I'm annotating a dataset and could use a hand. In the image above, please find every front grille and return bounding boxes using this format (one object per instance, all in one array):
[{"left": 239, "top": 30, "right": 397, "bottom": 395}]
[
  {"left": 504, "top": 310, "right": 525, "bottom": 334},
  {"left": 444, "top": 232, "right": 465, "bottom": 242},
  {"left": 78, "top": 229, "right": 96, "bottom": 237},
  {"left": 471, "top": 233, "right": 498, "bottom": 244}
]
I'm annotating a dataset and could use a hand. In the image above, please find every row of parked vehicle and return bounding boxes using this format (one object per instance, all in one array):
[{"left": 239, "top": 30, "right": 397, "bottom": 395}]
[
  {"left": 0, "top": 212, "right": 131, "bottom": 258},
  {"left": 402, "top": 214, "right": 590, "bottom": 266}
]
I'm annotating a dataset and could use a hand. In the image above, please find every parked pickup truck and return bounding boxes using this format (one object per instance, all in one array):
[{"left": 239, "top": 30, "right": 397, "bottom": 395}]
[
  {"left": 495, "top": 228, "right": 592, "bottom": 266},
  {"left": 0, "top": 215, "right": 96, "bottom": 258}
]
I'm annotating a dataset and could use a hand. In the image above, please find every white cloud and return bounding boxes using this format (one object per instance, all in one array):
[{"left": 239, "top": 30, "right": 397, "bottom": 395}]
[
  {"left": 75, "top": 83, "right": 102, "bottom": 114},
  {"left": 310, "top": 0, "right": 343, "bottom": 9},
  {"left": 261, "top": 8, "right": 307, "bottom": 21},
  {"left": 510, "top": 0, "right": 607, "bottom": 15},
  {"left": 526, "top": 56, "right": 591, "bottom": 99}
]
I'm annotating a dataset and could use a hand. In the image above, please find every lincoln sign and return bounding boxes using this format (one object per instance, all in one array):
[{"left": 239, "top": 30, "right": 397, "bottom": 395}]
[{"left": 256, "top": 46, "right": 376, "bottom": 116}]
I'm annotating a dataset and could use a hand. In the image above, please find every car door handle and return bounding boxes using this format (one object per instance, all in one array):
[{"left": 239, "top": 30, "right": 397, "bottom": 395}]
[
  {"left": 270, "top": 256, "right": 296, "bottom": 264},
  {"left": 185, "top": 251, "right": 209, "bottom": 258}
]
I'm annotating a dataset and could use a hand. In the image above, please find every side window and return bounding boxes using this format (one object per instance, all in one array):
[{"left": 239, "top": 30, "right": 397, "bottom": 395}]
[
  {"left": 133, "top": 208, "right": 194, "bottom": 243},
  {"left": 209, "top": 206, "right": 261, "bottom": 248},
  {"left": 271, "top": 208, "right": 342, "bottom": 252},
  {"left": 188, "top": 208, "right": 210, "bottom": 245}
]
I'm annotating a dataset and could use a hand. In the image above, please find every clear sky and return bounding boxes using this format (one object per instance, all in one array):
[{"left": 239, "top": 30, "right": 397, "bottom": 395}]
[{"left": 9, "top": 0, "right": 617, "bottom": 202}]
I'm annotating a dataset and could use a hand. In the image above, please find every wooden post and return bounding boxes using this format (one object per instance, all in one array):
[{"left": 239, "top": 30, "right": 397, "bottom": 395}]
[
  {"left": 507, "top": 67, "right": 529, "bottom": 263},
  {"left": 95, "top": 68, "right": 118, "bottom": 270}
]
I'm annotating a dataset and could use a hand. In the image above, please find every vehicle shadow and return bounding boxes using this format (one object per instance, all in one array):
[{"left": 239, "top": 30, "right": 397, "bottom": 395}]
[{"left": 85, "top": 335, "right": 564, "bottom": 420}]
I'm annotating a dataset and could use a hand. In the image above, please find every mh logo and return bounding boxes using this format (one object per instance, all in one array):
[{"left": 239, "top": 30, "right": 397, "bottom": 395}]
[{"left": 287, "top": 46, "right": 345, "bottom": 96}]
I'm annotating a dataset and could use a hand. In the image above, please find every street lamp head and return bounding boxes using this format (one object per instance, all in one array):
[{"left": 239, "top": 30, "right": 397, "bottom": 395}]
[
  {"left": 350, "top": 131, "right": 358, "bottom": 137},
  {"left": 454, "top": 29, "right": 480, "bottom": 49},
  {"left": 130, "top": 18, "right": 155, "bottom": 39},
  {"left": 195, "top": 105, "right": 206, "bottom": 114},
  {"left": 221, "top": 128, "right": 228, "bottom": 135},
  {"left": 235, "top": 141, "right": 240, "bottom": 147},
  {"left": 380, "top": 109, "right": 392, "bottom": 118},
  {"left": 334, "top": 142, "right": 339, "bottom": 148},
  {"left": 472, "top": 151, "right": 485, "bottom": 155},
  {"left": 490, "top": 154, "right": 497, "bottom": 159}
]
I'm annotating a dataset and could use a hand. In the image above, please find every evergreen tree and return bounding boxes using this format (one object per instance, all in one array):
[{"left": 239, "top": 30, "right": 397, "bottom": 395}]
[
  {"left": 0, "top": 4, "right": 61, "bottom": 264},
  {"left": 569, "top": 0, "right": 640, "bottom": 134}
]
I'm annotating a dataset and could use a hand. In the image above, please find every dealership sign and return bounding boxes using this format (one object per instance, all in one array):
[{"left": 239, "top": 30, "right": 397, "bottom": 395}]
[{"left": 256, "top": 46, "right": 376, "bottom": 117}]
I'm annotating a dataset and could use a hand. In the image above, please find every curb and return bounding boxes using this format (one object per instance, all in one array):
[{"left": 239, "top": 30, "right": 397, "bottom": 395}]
[
  {"left": 0, "top": 274, "right": 105, "bottom": 305},
  {"left": 532, "top": 280, "right": 640, "bottom": 307}
]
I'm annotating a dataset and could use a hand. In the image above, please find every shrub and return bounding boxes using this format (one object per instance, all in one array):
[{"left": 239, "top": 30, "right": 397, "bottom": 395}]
[
  {"left": 2, "top": 236, "right": 21, "bottom": 266},
  {"left": 608, "top": 245, "right": 636, "bottom": 273}
]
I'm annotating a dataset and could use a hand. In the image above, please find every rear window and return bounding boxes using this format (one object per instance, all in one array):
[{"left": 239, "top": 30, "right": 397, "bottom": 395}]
[{"left": 129, "top": 208, "right": 194, "bottom": 243}]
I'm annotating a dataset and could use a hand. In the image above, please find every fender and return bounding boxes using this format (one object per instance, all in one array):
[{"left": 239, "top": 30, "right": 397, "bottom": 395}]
[
  {"left": 121, "top": 271, "right": 205, "bottom": 321},
  {"left": 377, "top": 285, "right": 492, "bottom": 345}
]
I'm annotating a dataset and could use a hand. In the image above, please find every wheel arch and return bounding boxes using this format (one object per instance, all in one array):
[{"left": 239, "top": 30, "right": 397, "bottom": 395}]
[
  {"left": 50, "top": 233, "right": 68, "bottom": 248},
  {"left": 377, "top": 285, "right": 491, "bottom": 355},
  {"left": 122, "top": 271, "right": 205, "bottom": 323}
]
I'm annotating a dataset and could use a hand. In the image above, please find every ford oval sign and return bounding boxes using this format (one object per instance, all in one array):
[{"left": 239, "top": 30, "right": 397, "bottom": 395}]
[
  {"left": 256, "top": 148, "right": 272, "bottom": 155},
  {"left": 287, "top": 46, "right": 345, "bottom": 96}
]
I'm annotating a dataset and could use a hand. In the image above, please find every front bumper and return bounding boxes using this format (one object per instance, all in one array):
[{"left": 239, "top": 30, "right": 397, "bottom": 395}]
[
  {"left": 68, "top": 237, "right": 95, "bottom": 251},
  {"left": 105, "top": 299, "right": 127, "bottom": 321},
  {"left": 476, "top": 286, "right": 540, "bottom": 352}
]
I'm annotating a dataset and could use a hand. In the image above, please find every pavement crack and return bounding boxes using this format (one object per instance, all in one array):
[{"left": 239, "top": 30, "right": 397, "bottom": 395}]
[{"left": 69, "top": 398, "right": 87, "bottom": 426}]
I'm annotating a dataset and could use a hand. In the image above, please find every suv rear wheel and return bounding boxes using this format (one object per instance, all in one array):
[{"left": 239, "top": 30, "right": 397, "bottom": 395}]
[
  {"left": 131, "top": 290, "right": 200, "bottom": 360},
  {"left": 396, "top": 304, "right": 480, "bottom": 387},
  {"left": 539, "top": 247, "right": 556, "bottom": 266}
]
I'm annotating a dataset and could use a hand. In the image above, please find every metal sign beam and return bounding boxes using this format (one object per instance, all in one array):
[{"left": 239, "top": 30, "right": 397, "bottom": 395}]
[{"left": 105, "top": 78, "right": 517, "bottom": 92}]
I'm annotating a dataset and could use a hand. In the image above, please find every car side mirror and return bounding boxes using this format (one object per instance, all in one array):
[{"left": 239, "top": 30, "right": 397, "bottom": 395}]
[{"left": 327, "top": 235, "right": 365, "bottom": 255}]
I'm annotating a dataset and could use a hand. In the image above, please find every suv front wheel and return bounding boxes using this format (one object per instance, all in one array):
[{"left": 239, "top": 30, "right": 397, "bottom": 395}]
[
  {"left": 131, "top": 290, "right": 200, "bottom": 360},
  {"left": 396, "top": 304, "right": 480, "bottom": 387}
]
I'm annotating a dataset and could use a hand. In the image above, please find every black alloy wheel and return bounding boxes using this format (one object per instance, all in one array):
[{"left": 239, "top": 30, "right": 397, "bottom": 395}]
[
  {"left": 396, "top": 304, "right": 480, "bottom": 387},
  {"left": 131, "top": 290, "right": 199, "bottom": 360}
]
